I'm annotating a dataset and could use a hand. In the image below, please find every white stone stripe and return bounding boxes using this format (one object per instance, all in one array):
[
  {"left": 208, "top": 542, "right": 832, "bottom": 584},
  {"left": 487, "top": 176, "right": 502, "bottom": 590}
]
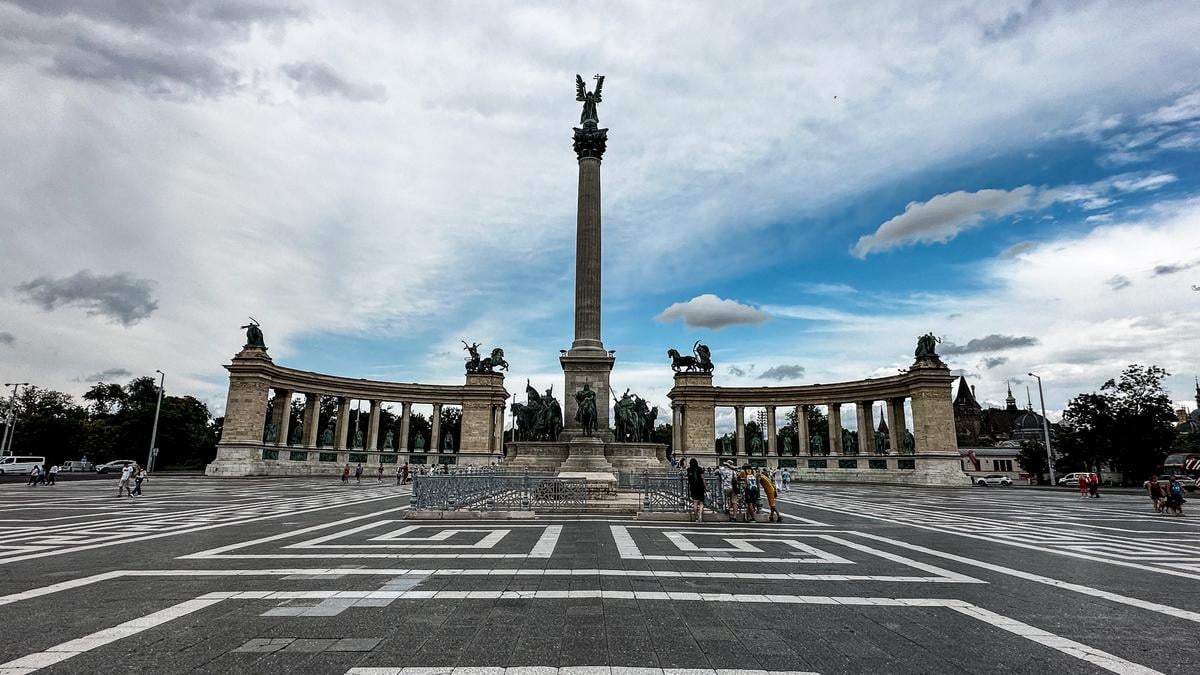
[
  {"left": 529, "top": 525, "right": 563, "bottom": 557},
  {"left": 178, "top": 506, "right": 412, "bottom": 559},
  {"left": 0, "top": 595, "right": 223, "bottom": 675},
  {"left": 346, "top": 669, "right": 819, "bottom": 675}
]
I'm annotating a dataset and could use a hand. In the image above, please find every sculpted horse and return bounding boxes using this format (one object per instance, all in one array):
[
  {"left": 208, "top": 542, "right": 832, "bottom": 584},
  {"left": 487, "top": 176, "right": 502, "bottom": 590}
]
[
  {"left": 667, "top": 349, "right": 699, "bottom": 372},
  {"left": 477, "top": 348, "right": 509, "bottom": 373}
]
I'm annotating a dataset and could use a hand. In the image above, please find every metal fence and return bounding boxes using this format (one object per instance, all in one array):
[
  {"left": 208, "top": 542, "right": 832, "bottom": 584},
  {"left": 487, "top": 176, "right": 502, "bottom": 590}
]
[
  {"left": 636, "top": 473, "right": 725, "bottom": 513},
  {"left": 411, "top": 473, "right": 588, "bottom": 512}
]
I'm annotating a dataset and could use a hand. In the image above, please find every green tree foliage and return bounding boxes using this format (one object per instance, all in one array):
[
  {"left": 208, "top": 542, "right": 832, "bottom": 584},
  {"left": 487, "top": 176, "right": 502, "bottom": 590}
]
[
  {"left": 1016, "top": 440, "right": 1048, "bottom": 481},
  {"left": 1, "top": 378, "right": 218, "bottom": 468},
  {"left": 1058, "top": 364, "right": 1177, "bottom": 485}
]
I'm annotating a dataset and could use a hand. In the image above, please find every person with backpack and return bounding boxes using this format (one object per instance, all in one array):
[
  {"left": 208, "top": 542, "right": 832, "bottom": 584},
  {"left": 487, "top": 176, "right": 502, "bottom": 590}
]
[
  {"left": 739, "top": 465, "right": 760, "bottom": 522},
  {"left": 719, "top": 460, "right": 736, "bottom": 519},
  {"left": 1165, "top": 477, "right": 1186, "bottom": 516}
]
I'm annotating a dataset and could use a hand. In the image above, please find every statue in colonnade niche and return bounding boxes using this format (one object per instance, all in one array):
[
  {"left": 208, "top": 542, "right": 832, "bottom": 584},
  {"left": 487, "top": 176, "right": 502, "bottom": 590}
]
[
  {"left": 811, "top": 434, "right": 824, "bottom": 455},
  {"left": 413, "top": 433, "right": 425, "bottom": 451},
  {"left": 750, "top": 435, "right": 763, "bottom": 455},
  {"left": 383, "top": 430, "right": 394, "bottom": 451},
  {"left": 320, "top": 424, "right": 334, "bottom": 447},
  {"left": 575, "top": 383, "right": 598, "bottom": 436},
  {"left": 354, "top": 429, "right": 364, "bottom": 449},
  {"left": 875, "top": 430, "right": 888, "bottom": 454},
  {"left": 903, "top": 430, "right": 916, "bottom": 454},
  {"left": 240, "top": 318, "right": 266, "bottom": 349},
  {"left": 443, "top": 433, "right": 455, "bottom": 452},
  {"left": 264, "top": 423, "right": 278, "bottom": 443},
  {"left": 783, "top": 436, "right": 793, "bottom": 456},
  {"left": 843, "top": 429, "right": 856, "bottom": 455},
  {"left": 722, "top": 436, "right": 733, "bottom": 455},
  {"left": 290, "top": 422, "right": 303, "bottom": 446}
]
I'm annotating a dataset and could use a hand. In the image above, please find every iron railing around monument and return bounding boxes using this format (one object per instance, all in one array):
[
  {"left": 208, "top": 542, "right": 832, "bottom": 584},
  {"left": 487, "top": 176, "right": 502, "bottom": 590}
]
[
  {"left": 636, "top": 472, "right": 725, "bottom": 513},
  {"left": 411, "top": 473, "right": 588, "bottom": 512}
]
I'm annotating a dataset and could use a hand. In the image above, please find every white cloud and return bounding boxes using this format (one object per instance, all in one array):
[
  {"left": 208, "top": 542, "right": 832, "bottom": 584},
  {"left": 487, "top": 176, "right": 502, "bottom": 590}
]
[
  {"left": 655, "top": 294, "right": 769, "bottom": 330},
  {"left": 1140, "top": 91, "right": 1200, "bottom": 126},
  {"left": 852, "top": 186, "right": 1035, "bottom": 257}
]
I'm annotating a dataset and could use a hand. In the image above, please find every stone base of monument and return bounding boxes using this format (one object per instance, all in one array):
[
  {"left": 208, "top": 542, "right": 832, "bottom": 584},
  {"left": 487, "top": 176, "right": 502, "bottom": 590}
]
[
  {"left": 558, "top": 437, "right": 616, "bottom": 472},
  {"left": 557, "top": 470, "right": 617, "bottom": 497},
  {"left": 504, "top": 440, "right": 668, "bottom": 473}
]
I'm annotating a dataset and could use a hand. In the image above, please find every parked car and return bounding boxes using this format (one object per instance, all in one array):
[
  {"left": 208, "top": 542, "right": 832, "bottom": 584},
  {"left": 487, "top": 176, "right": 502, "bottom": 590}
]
[
  {"left": 0, "top": 455, "right": 46, "bottom": 475},
  {"left": 974, "top": 474, "right": 1013, "bottom": 487},
  {"left": 62, "top": 459, "right": 94, "bottom": 472},
  {"left": 1155, "top": 474, "right": 1199, "bottom": 493},
  {"left": 95, "top": 460, "right": 136, "bottom": 474},
  {"left": 1057, "top": 472, "right": 1096, "bottom": 487}
]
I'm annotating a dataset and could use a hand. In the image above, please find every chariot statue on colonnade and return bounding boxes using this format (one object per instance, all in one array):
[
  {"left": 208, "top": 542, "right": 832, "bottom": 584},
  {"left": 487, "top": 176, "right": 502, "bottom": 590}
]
[
  {"left": 668, "top": 341, "right": 714, "bottom": 373},
  {"left": 462, "top": 340, "right": 509, "bottom": 374}
]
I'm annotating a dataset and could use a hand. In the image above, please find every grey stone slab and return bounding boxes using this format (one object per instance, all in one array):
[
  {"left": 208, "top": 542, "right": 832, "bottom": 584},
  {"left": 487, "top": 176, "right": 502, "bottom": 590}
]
[
  {"left": 284, "top": 638, "right": 339, "bottom": 653},
  {"left": 329, "top": 637, "right": 382, "bottom": 652}
]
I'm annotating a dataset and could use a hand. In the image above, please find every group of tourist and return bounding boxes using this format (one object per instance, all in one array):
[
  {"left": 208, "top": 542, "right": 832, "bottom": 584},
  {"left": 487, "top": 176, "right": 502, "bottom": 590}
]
[
  {"left": 684, "top": 458, "right": 784, "bottom": 523},
  {"left": 116, "top": 463, "right": 148, "bottom": 497},
  {"left": 339, "top": 462, "right": 504, "bottom": 485},
  {"left": 1146, "top": 475, "right": 1188, "bottom": 516},
  {"left": 25, "top": 463, "right": 59, "bottom": 486}
]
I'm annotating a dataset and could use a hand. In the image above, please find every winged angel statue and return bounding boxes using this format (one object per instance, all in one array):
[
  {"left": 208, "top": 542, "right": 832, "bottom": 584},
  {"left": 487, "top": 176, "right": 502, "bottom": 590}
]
[{"left": 576, "top": 74, "right": 604, "bottom": 125}]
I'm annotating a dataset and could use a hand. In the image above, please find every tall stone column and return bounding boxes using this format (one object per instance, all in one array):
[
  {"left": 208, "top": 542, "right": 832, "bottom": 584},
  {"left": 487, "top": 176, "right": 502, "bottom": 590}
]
[
  {"left": 856, "top": 401, "right": 875, "bottom": 455},
  {"left": 334, "top": 397, "right": 351, "bottom": 450},
  {"left": 303, "top": 393, "right": 320, "bottom": 447},
  {"left": 560, "top": 112, "right": 615, "bottom": 439},
  {"left": 766, "top": 406, "right": 777, "bottom": 458},
  {"left": 366, "top": 400, "right": 382, "bottom": 450},
  {"left": 431, "top": 404, "right": 442, "bottom": 453},
  {"left": 796, "top": 405, "right": 809, "bottom": 455},
  {"left": 888, "top": 398, "right": 906, "bottom": 454},
  {"left": 398, "top": 402, "right": 412, "bottom": 453},
  {"left": 270, "top": 389, "right": 291, "bottom": 445},
  {"left": 828, "top": 404, "right": 843, "bottom": 455},
  {"left": 734, "top": 406, "right": 746, "bottom": 456},
  {"left": 671, "top": 405, "right": 682, "bottom": 455}
]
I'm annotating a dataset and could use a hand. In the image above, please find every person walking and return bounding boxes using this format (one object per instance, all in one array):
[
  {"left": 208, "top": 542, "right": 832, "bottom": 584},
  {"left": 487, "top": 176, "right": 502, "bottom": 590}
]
[
  {"left": 354, "top": 463, "right": 363, "bottom": 483},
  {"left": 718, "top": 461, "right": 736, "bottom": 519},
  {"left": 1147, "top": 476, "right": 1164, "bottom": 513},
  {"left": 1165, "top": 477, "right": 1186, "bottom": 516},
  {"left": 132, "top": 466, "right": 147, "bottom": 496},
  {"left": 341, "top": 464, "right": 350, "bottom": 484},
  {"left": 376, "top": 464, "right": 384, "bottom": 483},
  {"left": 686, "top": 458, "right": 706, "bottom": 522},
  {"left": 118, "top": 464, "right": 134, "bottom": 497},
  {"left": 757, "top": 468, "right": 780, "bottom": 522},
  {"left": 739, "top": 465, "right": 760, "bottom": 522},
  {"left": 782, "top": 467, "right": 791, "bottom": 491},
  {"left": 1077, "top": 473, "right": 1089, "bottom": 498},
  {"left": 1088, "top": 472, "right": 1100, "bottom": 498},
  {"left": 46, "top": 464, "right": 59, "bottom": 486},
  {"left": 27, "top": 464, "right": 40, "bottom": 487},
  {"left": 37, "top": 463, "right": 48, "bottom": 485}
]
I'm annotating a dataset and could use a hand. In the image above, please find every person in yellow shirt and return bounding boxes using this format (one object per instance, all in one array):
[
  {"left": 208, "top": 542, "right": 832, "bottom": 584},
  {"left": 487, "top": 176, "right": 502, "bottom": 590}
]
[{"left": 757, "top": 468, "right": 780, "bottom": 522}]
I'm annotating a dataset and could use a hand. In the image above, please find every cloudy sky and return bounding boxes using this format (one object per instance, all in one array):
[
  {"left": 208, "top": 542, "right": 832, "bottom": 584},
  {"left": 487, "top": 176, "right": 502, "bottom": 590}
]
[{"left": 1, "top": 1, "right": 1199, "bottom": 432}]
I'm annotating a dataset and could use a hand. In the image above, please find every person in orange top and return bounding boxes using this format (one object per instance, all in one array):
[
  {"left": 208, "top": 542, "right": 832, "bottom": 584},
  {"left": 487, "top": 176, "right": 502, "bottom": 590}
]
[
  {"left": 1077, "top": 474, "right": 1088, "bottom": 497},
  {"left": 757, "top": 468, "right": 780, "bottom": 522}
]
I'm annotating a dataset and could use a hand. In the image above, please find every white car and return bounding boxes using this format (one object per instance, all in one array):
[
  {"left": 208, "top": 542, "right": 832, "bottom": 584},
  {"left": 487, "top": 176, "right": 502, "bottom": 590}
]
[
  {"left": 62, "top": 460, "right": 94, "bottom": 472},
  {"left": 1058, "top": 472, "right": 1095, "bottom": 487},
  {"left": 0, "top": 455, "right": 46, "bottom": 475},
  {"left": 95, "top": 460, "right": 136, "bottom": 474},
  {"left": 975, "top": 474, "right": 1013, "bottom": 487}
]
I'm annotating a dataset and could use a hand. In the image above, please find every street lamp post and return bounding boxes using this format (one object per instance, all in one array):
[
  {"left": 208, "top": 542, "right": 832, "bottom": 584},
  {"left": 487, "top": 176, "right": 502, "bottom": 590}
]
[
  {"left": 147, "top": 370, "right": 165, "bottom": 473},
  {"left": 1, "top": 382, "right": 29, "bottom": 456},
  {"left": 1027, "top": 372, "right": 1055, "bottom": 485}
]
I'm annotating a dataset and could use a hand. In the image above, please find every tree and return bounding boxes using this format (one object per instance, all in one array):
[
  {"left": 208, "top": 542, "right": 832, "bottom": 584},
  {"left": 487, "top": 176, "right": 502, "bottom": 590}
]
[
  {"left": 651, "top": 422, "right": 672, "bottom": 451},
  {"left": 1016, "top": 440, "right": 1048, "bottom": 483},
  {"left": 1058, "top": 365, "right": 1177, "bottom": 485}
]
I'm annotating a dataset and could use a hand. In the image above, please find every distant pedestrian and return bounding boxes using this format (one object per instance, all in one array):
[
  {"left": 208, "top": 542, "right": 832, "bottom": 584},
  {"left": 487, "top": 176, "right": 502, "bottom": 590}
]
[
  {"left": 719, "top": 461, "right": 736, "bottom": 518},
  {"left": 739, "top": 465, "right": 760, "bottom": 522},
  {"left": 1147, "top": 476, "right": 1164, "bottom": 512},
  {"left": 354, "top": 463, "right": 363, "bottom": 483},
  {"left": 47, "top": 464, "right": 59, "bottom": 486},
  {"left": 377, "top": 465, "right": 384, "bottom": 483},
  {"left": 686, "top": 458, "right": 706, "bottom": 522},
  {"left": 132, "top": 466, "right": 147, "bottom": 496},
  {"left": 1077, "top": 474, "right": 1089, "bottom": 497},
  {"left": 27, "top": 465, "right": 40, "bottom": 487},
  {"left": 782, "top": 467, "right": 791, "bottom": 491},
  {"left": 1088, "top": 473, "right": 1100, "bottom": 498},
  {"left": 118, "top": 464, "right": 134, "bottom": 497},
  {"left": 341, "top": 464, "right": 350, "bottom": 484},
  {"left": 1165, "top": 477, "right": 1186, "bottom": 516},
  {"left": 37, "top": 464, "right": 48, "bottom": 485},
  {"left": 396, "top": 465, "right": 403, "bottom": 485}
]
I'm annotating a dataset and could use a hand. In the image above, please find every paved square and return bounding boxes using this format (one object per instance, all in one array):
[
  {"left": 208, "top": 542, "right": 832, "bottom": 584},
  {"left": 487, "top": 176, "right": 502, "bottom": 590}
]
[{"left": 2, "top": 478, "right": 1198, "bottom": 674}]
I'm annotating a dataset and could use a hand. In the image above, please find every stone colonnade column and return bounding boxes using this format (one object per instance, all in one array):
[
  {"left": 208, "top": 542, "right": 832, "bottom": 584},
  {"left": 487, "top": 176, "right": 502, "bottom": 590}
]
[
  {"left": 796, "top": 405, "right": 809, "bottom": 455},
  {"left": 734, "top": 406, "right": 746, "bottom": 456},
  {"left": 270, "top": 389, "right": 291, "bottom": 444},
  {"left": 492, "top": 405, "right": 504, "bottom": 454},
  {"left": 766, "top": 406, "right": 777, "bottom": 459},
  {"left": 888, "top": 398, "right": 906, "bottom": 454},
  {"left": 335, "top": 397, "right": 351, "bottom": 450},
  {"left": 828, "top": 404, "right": 843, "bottom": 455},
  {"left": 399, "top": 402, "right": 412, "bottom": 453},
  {"left": 671, "top": 405, "right": 682, "bottom": 455},
  {"left": 856, "top": 402, "right": 875, "bottom": 455},
  {"left": 367, "top": 400, "right": 382, "bottom": 451},
  {"left": 303, "top": 393, "right": 320, "bottom": 447},
  {"left": 431, "top": 404, "right": 442, "bottom": 453}
]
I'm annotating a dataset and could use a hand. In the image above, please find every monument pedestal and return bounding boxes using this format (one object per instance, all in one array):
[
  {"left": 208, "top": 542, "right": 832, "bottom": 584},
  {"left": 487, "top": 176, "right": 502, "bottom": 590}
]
[
  {"left": 558, "top": 436, "right": 616, "bottom": 472},
  {"left": 560, "top": 350, "right": 615, "bottom": 437}
]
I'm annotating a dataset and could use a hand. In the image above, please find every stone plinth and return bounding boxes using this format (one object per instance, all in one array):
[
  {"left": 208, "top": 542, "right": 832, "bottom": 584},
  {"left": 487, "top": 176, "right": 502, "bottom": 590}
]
[
  {"left": 503, "top": 440, "right": 667, "bottom": 473},
  {"left": 559, "top": 437, "right": 615, "bottom": 472},
  {"left": 560, "top": 351, "right": 615, "bottom": 436}
]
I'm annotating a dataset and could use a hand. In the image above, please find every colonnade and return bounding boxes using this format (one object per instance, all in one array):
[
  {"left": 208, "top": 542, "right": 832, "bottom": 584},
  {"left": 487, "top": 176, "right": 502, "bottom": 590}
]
[{"left": 207, "top": 346, "right": 509, "bottom": 476}]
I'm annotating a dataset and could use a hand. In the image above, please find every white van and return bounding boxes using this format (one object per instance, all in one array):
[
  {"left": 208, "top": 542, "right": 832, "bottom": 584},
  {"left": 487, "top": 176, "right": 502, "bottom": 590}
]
[{"left": 0, "top": 456, "right": 47, "bottom": 475}]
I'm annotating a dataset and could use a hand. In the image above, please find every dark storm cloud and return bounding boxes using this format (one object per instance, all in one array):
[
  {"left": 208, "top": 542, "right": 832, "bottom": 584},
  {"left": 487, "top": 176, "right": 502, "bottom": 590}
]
[
  {"left": 281, "top": 61, "right": 388, "bottom": 102},
  {"left": 981, "top": 356, "right": 1008, "bottom": 369},
  {"left": 16, "top": 270, "right": 158, "bottom": 326},
  {"left": 758, "top": 364, "right": 805, "bottom": 381},
  {"left": 941, "top": 334, "right": 1038, "bottom": 355},
  {"left": 0, "top": 331, "right": 14, "bottom": 346},
  {"left": 0, "top": 0, "right": 304, "bottom": 99},
  {"left": 80, "top": 367, "right": 132, "bottom": 382}
]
